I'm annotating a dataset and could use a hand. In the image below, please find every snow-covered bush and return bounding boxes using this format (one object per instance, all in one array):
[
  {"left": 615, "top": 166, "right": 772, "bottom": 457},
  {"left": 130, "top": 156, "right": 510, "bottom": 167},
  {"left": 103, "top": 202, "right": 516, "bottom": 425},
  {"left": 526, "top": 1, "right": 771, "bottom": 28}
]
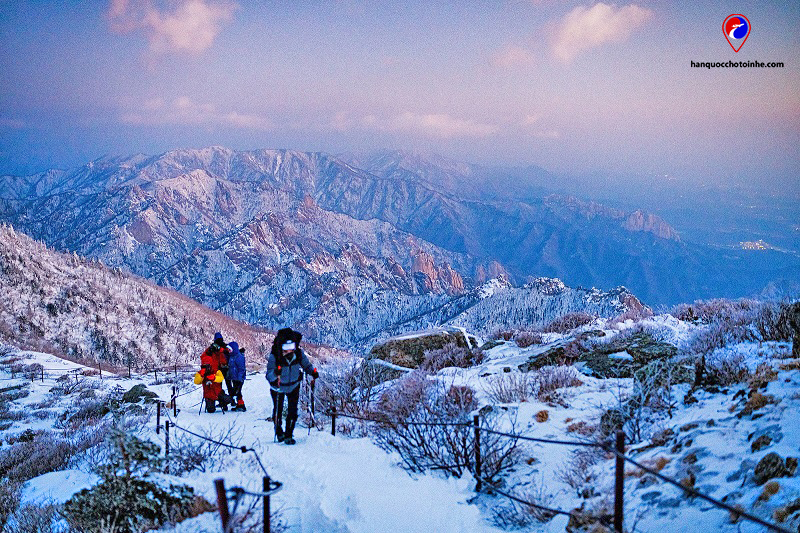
[
  {"left": 421, "top": 342, "right": 484, "bottom": 372},
  {"left": 63, "top": 429, "right": 198, "bottom": 533},
  {"left": 373, "top": 373, "right": 520, "bottom": 480},
  {"left": 0, "top": 431, "right": 76, "bottom": 483},
  {"left": 316, "top": 357, "right": 398, "bottom": 417},
  {"left": 542, "top": 312, "right": 596, "bottom": 334},
  {"left": 689, "top": 300, "right": 791, "bottom": 356},
  {"left": 514, "top": 331, "right": 543, "bottom": 348},
  {"left": 0, "top": 480, "right": 21, "bottom": 532},
  {"left": 484, "top": 372, "right": 534, "bottom": 404},
  {"left": 535, "top": 366, "right": 584, "bottom": 402},
  {"left": 5, "top": 503, "right": 60, "bottom": 533}
]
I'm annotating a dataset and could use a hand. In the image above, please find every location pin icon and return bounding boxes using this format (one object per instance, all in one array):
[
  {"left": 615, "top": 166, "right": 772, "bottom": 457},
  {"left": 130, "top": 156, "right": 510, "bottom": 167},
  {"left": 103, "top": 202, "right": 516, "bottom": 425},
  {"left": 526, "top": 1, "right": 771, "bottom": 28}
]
[{"left": 723, "top": 14, "right": 751, "bottom": 52}]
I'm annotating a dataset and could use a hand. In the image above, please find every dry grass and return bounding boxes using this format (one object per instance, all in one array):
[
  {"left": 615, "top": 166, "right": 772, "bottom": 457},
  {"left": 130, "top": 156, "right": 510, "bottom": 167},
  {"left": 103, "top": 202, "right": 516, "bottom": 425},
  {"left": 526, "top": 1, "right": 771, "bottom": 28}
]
[
  {"left": 535, "top": 410, "right": 549, "bottom": 423},
  {"left": 566, "top": 421, "right": 596, "bottom": 436},
  {"left": 758, "top": 481, "right": 780, "bottom": 502}
]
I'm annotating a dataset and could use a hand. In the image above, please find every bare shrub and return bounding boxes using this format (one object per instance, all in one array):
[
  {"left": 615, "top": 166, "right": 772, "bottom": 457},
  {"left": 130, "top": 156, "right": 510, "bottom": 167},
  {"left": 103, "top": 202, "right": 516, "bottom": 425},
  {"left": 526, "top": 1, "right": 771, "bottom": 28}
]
[
  {"left": 373, "top": 374, "right": 520, "bottom": 480},
  {"left": 705, "top": 351, "right": 749, "bottom": 385},
  {"left": 5, "top": 503, "right": 60, "bottom": 533},
  {"left": 0, "top": 387, "right": 29, "bottom": 403},
  {"left": 22, "top": 363, "right": 42, "bottom": 381},
  {"left": 535, "top": 366, "right": 583, "bottom": 401},
  {"left": 543, "top": 312, "right": 595, "bottom": 334},
  {"left": 688, "top": 299, "right": 792, "bottom": 354},
  {"left": 514, "top": 331, "right": 543, "bottom": 348},
  {"left": 0, "top": 432, "right": 76, "bottom": 482},
  {"left": 316, "top": 357, "right": 396, "bottom": 418},
  {"left": 557, "top": 447, "right": 605, "bottom": 493},
  {"left": 489, "top": 478, "right": 556, "bottom": 528},
  {"left": 0, "top": 480, "right": 21, "bottom": 532},
  {"left": 420, "top": 343, "right": 484, "bottom": 372},
  {"left": 484, "top": 372, "right": 534, "bottom": 404},
  {"left": 491, "top": 330, "right": 515, "bottom": 341}
]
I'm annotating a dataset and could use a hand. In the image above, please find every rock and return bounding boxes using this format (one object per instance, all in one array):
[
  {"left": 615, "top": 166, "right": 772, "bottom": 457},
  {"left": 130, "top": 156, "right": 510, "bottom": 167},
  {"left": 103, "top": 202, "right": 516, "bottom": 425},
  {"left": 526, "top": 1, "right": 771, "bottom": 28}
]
[
  {"left": 786, "top": 457, "right": 798, "bottom": 476},
  {"left": 751, "top": 435, "right": 773, "bottom": 453},
  {"left": 122, "top": 384, "right": 159, "bottom": 404},
  {"left": 369, "top": 328, "right": 477, "bottom": 368},
  {"left": 754, "top": 452, "right": 787, "bottom": 485},
  {"left": 578, "top": 332, "right": 678, "bottom": 378},
  {"left": 518, "top": 340, "right": 579, "bottom": 372},
  {"left": 680, "top": 422, "right": 700, "bottom": 432}
]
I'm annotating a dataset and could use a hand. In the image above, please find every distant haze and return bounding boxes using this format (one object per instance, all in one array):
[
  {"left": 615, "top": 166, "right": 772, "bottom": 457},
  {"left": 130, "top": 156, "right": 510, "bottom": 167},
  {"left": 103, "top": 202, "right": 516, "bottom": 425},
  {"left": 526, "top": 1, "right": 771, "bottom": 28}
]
[{"left": 0, "top": 1, "right": 798, "bottom": 186}]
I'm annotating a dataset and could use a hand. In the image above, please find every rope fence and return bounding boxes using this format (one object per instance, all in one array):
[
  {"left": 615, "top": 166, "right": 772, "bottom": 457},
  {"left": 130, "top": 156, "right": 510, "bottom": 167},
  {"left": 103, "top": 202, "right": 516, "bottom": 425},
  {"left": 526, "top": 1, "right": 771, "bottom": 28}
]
[{"left": 325, "top": 409, "right": 793, "bottom": 533}]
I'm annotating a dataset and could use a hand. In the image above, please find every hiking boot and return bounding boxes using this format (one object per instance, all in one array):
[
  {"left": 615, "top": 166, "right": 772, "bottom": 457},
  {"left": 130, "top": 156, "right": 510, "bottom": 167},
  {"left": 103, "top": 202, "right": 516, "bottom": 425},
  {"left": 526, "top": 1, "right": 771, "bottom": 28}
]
[
  {"left": 284, "top": 437, "right": 296, "bottom": 445},
  {"left": 239, "top": 405, "right": 247, "bottom": 412}
]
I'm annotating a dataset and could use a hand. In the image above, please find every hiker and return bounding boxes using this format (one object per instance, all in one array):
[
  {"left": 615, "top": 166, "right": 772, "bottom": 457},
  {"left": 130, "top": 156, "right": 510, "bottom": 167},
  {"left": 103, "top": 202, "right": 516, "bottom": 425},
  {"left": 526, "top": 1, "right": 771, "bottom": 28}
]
[
  {"left": 194, "top": 346, "right": 227, "bottom": 413},
  {"left": 227, "top": 341, "right": 247, "bottom": 412},
  {"left": 213, "top": 332, "right": 234, "bottom": 398},
  {"left": 195, "top": 334, "right": 231, "bottom": 413},
  {"left": 266, "top": 328, "right": 318, "bottom": 445}
]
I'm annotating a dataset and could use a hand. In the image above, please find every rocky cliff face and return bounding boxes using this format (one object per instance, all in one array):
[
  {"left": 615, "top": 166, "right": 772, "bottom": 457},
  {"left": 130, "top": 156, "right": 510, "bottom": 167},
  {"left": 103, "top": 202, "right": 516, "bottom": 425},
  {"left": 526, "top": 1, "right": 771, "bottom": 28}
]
[{"left": 0, "top": 146, "right": 757, "bottom": 348}]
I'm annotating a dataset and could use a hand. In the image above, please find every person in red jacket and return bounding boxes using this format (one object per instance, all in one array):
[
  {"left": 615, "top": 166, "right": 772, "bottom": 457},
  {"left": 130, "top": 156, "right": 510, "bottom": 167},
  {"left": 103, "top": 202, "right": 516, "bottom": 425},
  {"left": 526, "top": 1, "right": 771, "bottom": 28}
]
[{"left": 196, "top": 336, "right": 231, "bottom": 413}]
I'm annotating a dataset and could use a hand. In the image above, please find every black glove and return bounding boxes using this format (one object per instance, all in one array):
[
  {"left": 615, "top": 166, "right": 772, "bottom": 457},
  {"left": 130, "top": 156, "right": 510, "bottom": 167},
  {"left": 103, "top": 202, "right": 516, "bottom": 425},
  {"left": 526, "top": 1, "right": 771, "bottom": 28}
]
[
  {"left": 275, "top": 365, "right": 282, "bottom": 376},
  {"left": 270, "top": 379, "right": 280, "bottom": 388},
  {"left": 311, "top": 369, "right": 319, "bottom": 380}
]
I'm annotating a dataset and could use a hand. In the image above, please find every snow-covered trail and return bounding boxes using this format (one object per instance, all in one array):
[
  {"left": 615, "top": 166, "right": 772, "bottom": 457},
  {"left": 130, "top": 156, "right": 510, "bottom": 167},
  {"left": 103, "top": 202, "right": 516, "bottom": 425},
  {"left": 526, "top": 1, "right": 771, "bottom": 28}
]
[{"left": 169, "top": 375, "right": 505, "bottom": 533}]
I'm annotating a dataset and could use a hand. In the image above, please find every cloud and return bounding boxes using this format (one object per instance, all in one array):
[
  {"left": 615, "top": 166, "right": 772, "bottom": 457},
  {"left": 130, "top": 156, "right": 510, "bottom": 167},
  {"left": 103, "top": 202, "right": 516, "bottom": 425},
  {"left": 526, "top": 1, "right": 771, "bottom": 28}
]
[
  {"left": 383, "top": 112, "right": 499, "bottom": 138},
  {"left": 120, "top": 97, "right": 271, "bottom": 130},
  {"left": 317, "top": 112, "right": 499, "bottom": 139},
  {"left": 552, "top": 3, "right": 652, "bottom": 62},
  {"left": 107, "top": 0, "right": 237, "bottom": 54},
  {"left": 490, "top": 45, "right": 535, "bottom": 69}
]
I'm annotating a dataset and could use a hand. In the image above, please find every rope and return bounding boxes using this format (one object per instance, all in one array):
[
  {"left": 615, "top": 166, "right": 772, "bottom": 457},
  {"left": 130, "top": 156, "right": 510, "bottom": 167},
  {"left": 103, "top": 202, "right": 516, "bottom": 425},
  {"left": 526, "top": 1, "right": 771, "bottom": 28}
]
[
  {"left": 602, "top": 445, "right": 792, "bottom": 533},
  {"left": 169, "top": 422, "right": 269, "bottom": 477},
  {"left": 478, "top": 427, "right": 602, "bottom": 448},
  {"left": 330, "top": 411, "right": 470, "bottom": 427},
  {"left": 474, "top": 473, "right": 584, "bottom": 522}
]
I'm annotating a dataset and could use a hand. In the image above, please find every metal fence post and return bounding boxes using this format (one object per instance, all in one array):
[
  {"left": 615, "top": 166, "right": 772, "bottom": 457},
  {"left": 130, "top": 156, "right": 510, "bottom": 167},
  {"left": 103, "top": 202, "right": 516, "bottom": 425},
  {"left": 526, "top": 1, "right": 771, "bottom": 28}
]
[
  {"left": 331, "top": 409, "right": 337, "bottom": 436},
  {"left": 41, "top": 366, "right": 44, "bottom": 382},
  {"left": 474, "top": 414, "right": 482, "bottom": 492},
  {"left": 156, "top": 401, "right": 161, "bottom": 434},
  {"left": 614, "top": 430, "right": 625, "bottom": 532},
  {"left": 263, "top": 475, "right": 270, "bottom": 533},
  {"left": 172, "top": 385, "right": 178, "bottom": 417},
  {"left": 98, "top": 362, "right": 102, "bottom": 380},
  {"left": 215, "top": 478, "right": 230, "bottom": 533}
]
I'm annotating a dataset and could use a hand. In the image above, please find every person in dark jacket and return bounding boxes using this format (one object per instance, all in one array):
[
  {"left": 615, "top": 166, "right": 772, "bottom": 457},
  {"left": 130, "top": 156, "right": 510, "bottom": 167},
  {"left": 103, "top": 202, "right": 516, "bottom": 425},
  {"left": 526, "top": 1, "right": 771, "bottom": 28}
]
[
  {"left": 227, "top": 341, "right": 247, "bottom": 411},
  {"left": 266, "top": 328, "right": 318, "bottom": 445}
]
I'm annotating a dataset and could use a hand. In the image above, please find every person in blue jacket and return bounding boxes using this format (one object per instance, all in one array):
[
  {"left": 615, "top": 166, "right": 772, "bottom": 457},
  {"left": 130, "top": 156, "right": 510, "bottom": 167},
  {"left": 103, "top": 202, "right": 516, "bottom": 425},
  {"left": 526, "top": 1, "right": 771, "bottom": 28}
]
[
  {"left": 227, "top": 341, "right": 247, "bottom": 412},
  {"left": 266, "top": 328, "right": 318, "bottom": 445}
]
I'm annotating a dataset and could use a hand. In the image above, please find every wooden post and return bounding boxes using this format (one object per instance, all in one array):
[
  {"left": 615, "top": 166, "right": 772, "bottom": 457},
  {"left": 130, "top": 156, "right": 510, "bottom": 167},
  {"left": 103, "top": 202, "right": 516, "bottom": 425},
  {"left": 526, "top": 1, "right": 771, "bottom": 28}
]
[
  {"left": 165, "top": 420, "right": 170, "bottom": 473},
  {"left": 154, "top": 368, "right": 158, "bottom": 383},
  {"left": 172, "top": 386, "right": 178, "bottom": 417},
  {"left": 263, "top": 475, "right": 270, "bottom": 533},
  {"left": 215, "top": 478, "right": 230, "bottom": 533},
  {"left": 41, "top": 366, "right": 44, "bottom": 382},
  {"left": 614, "top": 430, "right": 625, "bottom": 533},
  {"left": 474, "top": 414, "right": 482, "bottom": 492},
  {"left": 156, "top": 401, "right": 161, "bottom": 434},
  {"left": 98, "top": 362, "right": 102, "bottom": 380},
  {"left": 331, "top": 410, "right": 336, "bottom": 436}
]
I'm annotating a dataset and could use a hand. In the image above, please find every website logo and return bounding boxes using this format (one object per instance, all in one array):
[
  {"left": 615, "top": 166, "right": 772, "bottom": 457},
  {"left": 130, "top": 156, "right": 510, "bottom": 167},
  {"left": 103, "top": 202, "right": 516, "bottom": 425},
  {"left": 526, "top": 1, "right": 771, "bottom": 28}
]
[{"left": 723, "top": 14, "right": 750, "bottom": 52}]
